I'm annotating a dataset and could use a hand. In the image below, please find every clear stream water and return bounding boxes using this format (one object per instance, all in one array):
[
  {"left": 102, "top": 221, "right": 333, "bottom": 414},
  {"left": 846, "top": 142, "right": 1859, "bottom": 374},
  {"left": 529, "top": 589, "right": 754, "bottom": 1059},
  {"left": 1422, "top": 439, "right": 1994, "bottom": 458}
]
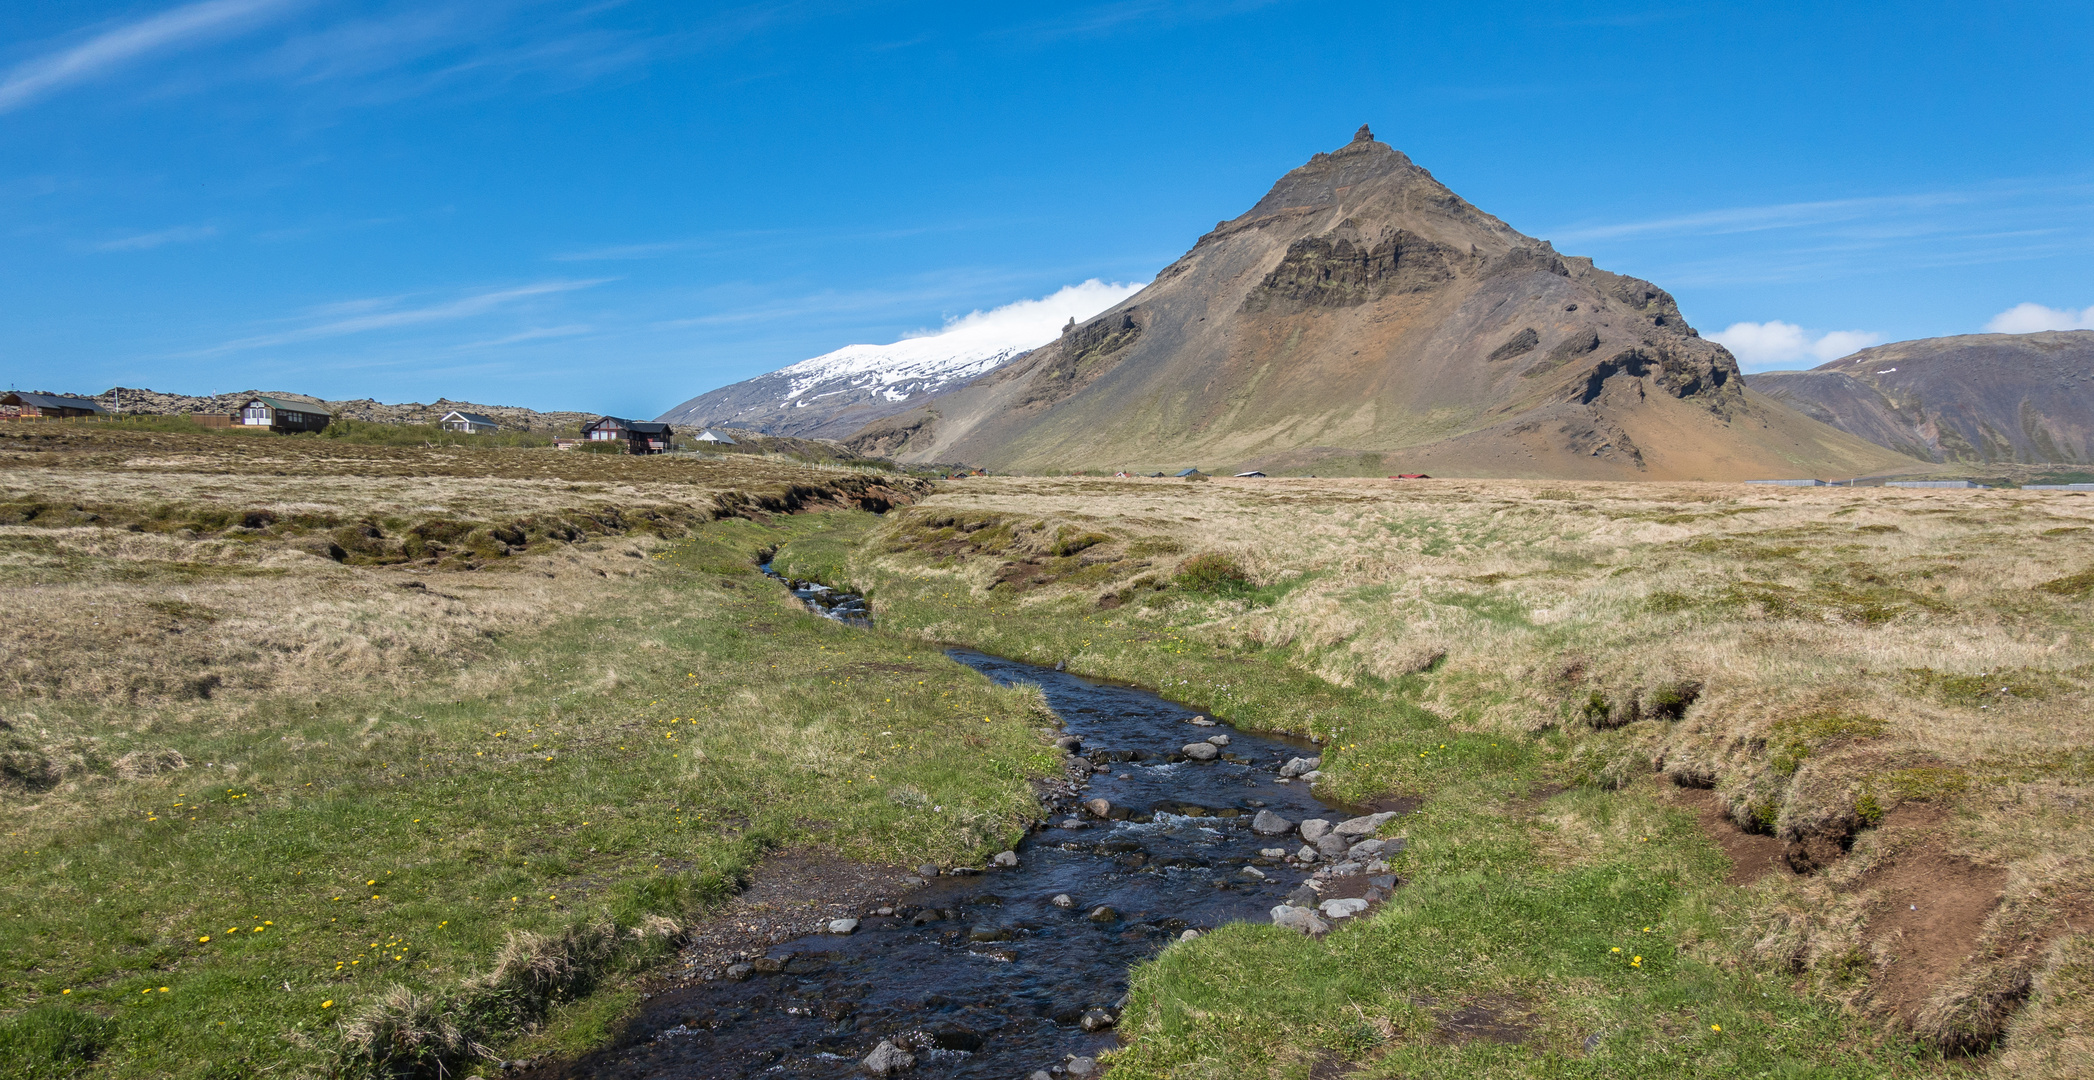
[{"left": 550, "top": 576, "right": 1369, "bottom": 1078}]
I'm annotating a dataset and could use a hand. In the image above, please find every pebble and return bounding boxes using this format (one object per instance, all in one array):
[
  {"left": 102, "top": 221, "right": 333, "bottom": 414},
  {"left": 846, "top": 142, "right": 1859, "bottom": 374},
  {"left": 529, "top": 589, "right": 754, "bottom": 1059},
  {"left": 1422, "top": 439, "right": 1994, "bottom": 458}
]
[
  {"left": 1057, "top": 818, "right": 1086, "bottom": 829},
  {"left": 751, "top": 956, "right": 785, "bottom": 974},
  {"left": 1080, "top": 1008, "right": 1118, "bottom": 1031},
  {"left": 1250, "top": 810, "right": 1296, "bottom": 836},
  {"left": 1299, "top": 770, "right": 1322, "bottom": 783},
  {"left": 917, "top": 862, "right": 940, "bottom": 877},
  {"left": 722, "top": 962, "right": 753, "bottom": 981},
  {"left": 1084, "top": 798, "right": 1113, "bottom": 819},
  {"left": 1188, "top": 715, "right": 1217, "bottom": 726},
  {"left": 1279, "top": 756, "right": 1321, "bottom": 778},
  {"left": 862, "top": 1039, "right": 916, "bottom": 1075},
  {"left": 1180, "top": 928, "right": 1201, "bottom": 941},
  {"left": 1206, "top": 733, "right": 1230, "bottom": 746},
  {"left": 1181, "top": 743, "right": 1220, "bottom": 761},
  {"left": 1314, "top": 833, "right": 1350, "bottom": 858},
  {"left": 1031, "top": 1073, "right": 1054, "bottom": 1080},
  {"left": 1367, "top": 874, "right": 1399, "bottom": 891},
  {"left": 1285, "top": 884, "right": 1320, "bottom": 907},
  {"left": 1296, "top": 844, "right": 1319, "bottom": 862},
  {"left": 1319, "top": 898, "right": 1369, "bottom": 919},
  {"left": 993, "top": 850, "right": 1019, "bottom": 867},
  {"left": 1051, "top": 894, "right": 1075, "bottom": 908},
  {"left": 875, "top": 907, "right": 894, "bottom": 916},
  {"left": 1269, "top": 905, "right": 1331, "bottom": 935},
  {"left": 1259, "top": 847, "right": 1287, "bottom": 858},
  {"left": 1299, "top": 818, "right": 1332, "bottom": 842},
  {"left": 1067, "top": 1056, "right": 1099, "bottom": 1076},
  {"left": 827, "top": 918, "right": 859, "bottom": 935},
  {"left": 968, "top": 925, "right": 1013, "bottom": 942},
  {"left": 1088, "top": 905, "right": 1117, "bottom": 923},
  {"left": 1238, "top": 865, "right": 1266, "bottom": 880}
]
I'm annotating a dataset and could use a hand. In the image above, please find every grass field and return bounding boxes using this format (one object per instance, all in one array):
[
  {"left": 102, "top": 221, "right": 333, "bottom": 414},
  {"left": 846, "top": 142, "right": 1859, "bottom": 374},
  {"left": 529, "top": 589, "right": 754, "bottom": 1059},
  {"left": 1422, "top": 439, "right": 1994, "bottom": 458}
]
[
  {"left": 0, "top": 431, "right": 1050, "bottom": 1079},
  {"left": 8, "top": 428, "right": 2092, "bottom": 1078},
  {"left": 775, "top": 474, "right": 2094, "bottom": 1079}
]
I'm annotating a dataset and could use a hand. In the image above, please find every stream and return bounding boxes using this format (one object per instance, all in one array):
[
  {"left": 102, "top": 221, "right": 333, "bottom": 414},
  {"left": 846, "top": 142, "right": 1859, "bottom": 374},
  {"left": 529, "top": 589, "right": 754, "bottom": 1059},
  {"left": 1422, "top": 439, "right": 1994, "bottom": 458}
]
[{"left": 568, "top": 575, "right": 1402, "bottom": 1078}]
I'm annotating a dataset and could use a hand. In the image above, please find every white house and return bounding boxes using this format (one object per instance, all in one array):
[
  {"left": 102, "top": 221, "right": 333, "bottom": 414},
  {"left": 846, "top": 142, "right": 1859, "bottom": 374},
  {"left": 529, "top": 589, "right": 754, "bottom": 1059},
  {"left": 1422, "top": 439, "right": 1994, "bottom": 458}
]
[
  {"left": 439, "top": 410, "right": 499, "bottom": 434},
  {"left": 694, "top": 429, "right": 737, "bottom": 445}
]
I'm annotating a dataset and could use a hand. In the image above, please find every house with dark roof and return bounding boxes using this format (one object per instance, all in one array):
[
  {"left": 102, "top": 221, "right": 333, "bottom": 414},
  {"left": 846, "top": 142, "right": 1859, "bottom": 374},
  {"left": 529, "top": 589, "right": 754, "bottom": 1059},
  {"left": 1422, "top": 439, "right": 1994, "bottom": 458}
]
[
  {"left": 579, "top": 416, "right": 673, "bottom": 454},
  {"left": 1, "top": 392, "right": 108, "bottom": 419},
  {"left": 438, "top": 410, "right": 500, "bottom": 434},
  {"left": 694, "top": 428, "right": 736, "bottom": 445},
  {"left": 235, "top": 396, "right": 332, "bottom": 433}
]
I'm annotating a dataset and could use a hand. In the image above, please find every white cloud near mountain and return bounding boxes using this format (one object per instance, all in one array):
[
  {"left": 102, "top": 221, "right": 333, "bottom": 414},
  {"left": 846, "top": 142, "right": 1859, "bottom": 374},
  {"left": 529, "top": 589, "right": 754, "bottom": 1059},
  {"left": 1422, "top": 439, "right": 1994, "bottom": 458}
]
[
  {"left": 1708, "top": 321, "right": 1882, "bottom": 371},
  {"left": 896, "top": 279, "right": 1143, "bottom": 349},
  {"left": 1985, "top": 302, "right": 2094, "bottom": 334}
]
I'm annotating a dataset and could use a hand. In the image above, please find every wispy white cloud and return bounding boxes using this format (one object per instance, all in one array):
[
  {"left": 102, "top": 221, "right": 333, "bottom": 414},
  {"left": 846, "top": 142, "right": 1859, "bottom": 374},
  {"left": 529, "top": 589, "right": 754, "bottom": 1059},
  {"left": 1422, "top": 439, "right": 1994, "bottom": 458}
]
[
  {"left": 1548, "top": 192, "right": 1972, "bottom": 245},
  {"left": 458, "top": 324, "right": 594, "bottom": 349},
  {"left": 1985, "top": 302, "right": 2094, "bottom": 334},
  {"left": 0, "top": 0, "right": 297, "bottom": 113},
  {"left": 895, "top": 279, "right": 1143, "bottom": 345},
  {"left": 997, "top": 0, "right": 1289, "bottom": 42},
  {"left": 1709, "top": 321, "right": 1881, "bottom": 372},
  {"left": 92, "top": 224, "right": 219, "bottom": 251},
  {"left": 193, "top": 279, "right": 609, "bottom": 354}
]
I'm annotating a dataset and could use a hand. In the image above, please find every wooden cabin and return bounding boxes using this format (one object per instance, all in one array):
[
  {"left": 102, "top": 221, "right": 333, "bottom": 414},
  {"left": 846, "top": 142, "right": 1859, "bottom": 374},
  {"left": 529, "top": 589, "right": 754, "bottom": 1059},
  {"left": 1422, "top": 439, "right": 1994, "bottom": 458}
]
[
  {"left": 578, "top": 417, "right": 673, "bottom": 454},
  {"left": 235, "top": 397, "right": 332, "bottom": 433},
  {"left": 439, "top": 410, "right": 499, "bottom": 434},
  {"left": 1, "top": 392, "right": 108, "bottom": 419}
]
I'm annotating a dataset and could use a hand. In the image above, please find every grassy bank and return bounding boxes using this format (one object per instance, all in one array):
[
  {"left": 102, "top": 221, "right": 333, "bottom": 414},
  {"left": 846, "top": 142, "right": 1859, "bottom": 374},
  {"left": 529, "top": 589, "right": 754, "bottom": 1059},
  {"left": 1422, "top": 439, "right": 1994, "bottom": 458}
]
[
  {"left": 0, "top": 435, "right": 1051, "bottom": 1079},
  {"left": 779, "top": 474, "right": 2094, "bottom": 1078}
]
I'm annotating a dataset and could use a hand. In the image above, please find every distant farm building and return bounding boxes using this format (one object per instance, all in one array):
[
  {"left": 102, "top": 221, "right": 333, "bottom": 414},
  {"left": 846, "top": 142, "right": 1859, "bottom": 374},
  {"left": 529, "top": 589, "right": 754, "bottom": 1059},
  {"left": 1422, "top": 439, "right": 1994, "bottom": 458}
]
[
  {"left": 236, "top": 397, "right": 332, "bottom": 433},
  {"left": 694, "top": 429, "right": 737, "bottom": 445},
  {"left": 1, "top": 392, "right": 108, "bottom": 419},
  {"left": 1886, "top": 480, "right": 1987, "bottom": 489},
  {"left": 1175, "top": 468, "right": 1207, "bottom": 478},
  {"left": 1234, "top": 471, "right": 1267, "bottom": 478},
  {"left": 2026, "top": 483, "right": 2094, "bottom": 491},
  {"left": 1746, "top": 479, "right": 1827, "bottom": 486},
  {"left": 439, "top": 410, "right": 499, "bottom": 434},
  {"left": 580, "top": 417, "right": 673, "bottom": 454}
]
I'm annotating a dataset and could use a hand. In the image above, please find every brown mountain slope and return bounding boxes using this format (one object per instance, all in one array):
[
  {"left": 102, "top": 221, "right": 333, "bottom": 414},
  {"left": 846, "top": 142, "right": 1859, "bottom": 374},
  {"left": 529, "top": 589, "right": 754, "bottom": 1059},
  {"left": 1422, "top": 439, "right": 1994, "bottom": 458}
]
[
  {"left": 848, "top": 127, "right": 1912, "bottom": 480},
  {"left": 1749, "top": 331, "right": 2094, "bottom": 464}
]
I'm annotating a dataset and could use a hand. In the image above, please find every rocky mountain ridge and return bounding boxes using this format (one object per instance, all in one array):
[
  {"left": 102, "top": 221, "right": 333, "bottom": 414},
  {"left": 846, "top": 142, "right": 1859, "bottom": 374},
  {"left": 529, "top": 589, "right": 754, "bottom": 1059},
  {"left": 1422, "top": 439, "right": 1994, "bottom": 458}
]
[
  {"left": 845, "top": 126, "right": 1908, "bottom": 481},
  {"left": 1748, "top": 331, "right": 2094, "bottom": 464}
]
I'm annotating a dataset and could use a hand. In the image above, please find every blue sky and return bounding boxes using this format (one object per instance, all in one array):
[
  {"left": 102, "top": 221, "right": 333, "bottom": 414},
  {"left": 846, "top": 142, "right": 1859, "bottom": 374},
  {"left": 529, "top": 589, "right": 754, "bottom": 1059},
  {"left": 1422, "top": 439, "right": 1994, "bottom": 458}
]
[{"left": 3, "top": 0, "right": 2090, "bottom": 417}]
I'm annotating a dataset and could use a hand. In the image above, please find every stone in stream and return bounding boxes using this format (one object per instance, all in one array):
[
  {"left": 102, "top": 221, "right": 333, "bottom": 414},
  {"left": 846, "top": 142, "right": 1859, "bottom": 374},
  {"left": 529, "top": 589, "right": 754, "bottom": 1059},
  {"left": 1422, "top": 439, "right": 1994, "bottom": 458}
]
[
  {"left": 1285, "top": 884, "right": 1320, "bottom": 907},
  {"left": 1206, "top": 733, "right": 1230, "bottom": 746},
  {"left": 1269, "top": 905, "right": 1331, "bottom": 935},
  {"left": 1314, "top": 833, "right": 1351, "bottom": 858},
  {"left": 1320, "top": 898, "right": 1370, "bottom": 919},
  {"left": 1180, "top": 928, "right": 1202, "bottom": 941},
  {"left": 751, "top": 955, "right": 786, "bottom": 974},
  {"left": 1250, "top": 810, "right": 1296, "bottom": 836},
  {"left": 1238, "top": 865, "right": 1267, "bottom": 880},
  {"left": 1188, "top": 715, "right": 1217, "bottom": 726},
  {"left": 916, "top": 862, "right": 940, "bottom": 877},
  {"left": 721, "top": 961, "right": 754, "bottom": 981},
  {"left": 1333, "top": 811, "right": 1400, "bottom": 837},
  {"left": 968, "top": 925, "right": 1013, "bottom": 942},
  {"left": 1031, "top": 1072, "right": 1054, "bottom": 1080},
  {"left": 1067, "top": 1056, "right": 1099, "bottom": 1077},
  {"left": 1051, "top": 894, "right": 1075, "bottom": 908},
  {"left": 1054, "top": 735, "right": 1082, "bottom": 751},
  {"left": 1080, "top": 1008, "right": 1118, "bottom": 1032},
  {"left": 1181, "top": 742, "right": 1220, "bottom": 761},
  {"left": 862, "top": 1039, "right": 916, "bottom": 1075},
  {"left": 827, "top": 918, "right": 859, "bottom": 935},
  {"left": 1279, "top": 756, "right": 1321, "bottom": 778},
  {"left": 1259, "top": 847, "right": 1287, "bottom": 858},
  {"left": 1299, "top": 818, "right": 1333, "bottom": 842},
  {"left": 1084, "top": 798, "right": 1113, "bottom": 819},
  {"left": 993, "top": 850, "right": 1019, "bottom": 867},
  {"left": 1088, "top": 905, "right": 1117, "bottom": 923},
  {"left": 1296, "top": 844, "right": 1319, "bottom": 862}
]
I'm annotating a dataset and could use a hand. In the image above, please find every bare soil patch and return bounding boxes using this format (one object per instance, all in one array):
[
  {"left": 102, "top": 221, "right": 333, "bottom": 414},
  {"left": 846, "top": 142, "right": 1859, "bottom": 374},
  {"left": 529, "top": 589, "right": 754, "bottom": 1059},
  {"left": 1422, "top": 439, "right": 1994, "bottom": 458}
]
[
  {"left": 1848, "top": 812, "right": 2008, "bottom": 1027},
  {"left": 1670, "top": 787, "right": 1787, "bottom": 885}
]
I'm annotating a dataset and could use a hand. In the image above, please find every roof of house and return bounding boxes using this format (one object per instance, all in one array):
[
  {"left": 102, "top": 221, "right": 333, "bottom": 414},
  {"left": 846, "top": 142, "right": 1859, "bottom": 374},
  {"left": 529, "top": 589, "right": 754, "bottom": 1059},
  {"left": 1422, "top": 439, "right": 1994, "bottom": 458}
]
[
  {"left": 1234, "top": 470, "right": 1266, "bottom": 477},
  {"left": 239, "top": 396, "right": 333, "bottom": 416},
  {"left": 3, "top": 392, "right": 107, "bottom": 413},
  {"left": 1175, "top": 468, "right": 1205, "bottom": 477},
  {"left": 626, "top": 421, "right": 672, "bottom": 435},
  {"left": 440, "top": 410, "right": 499, "bottom": 426},
  {"left": 695, "top": 429, "right": 736, "bottom": 443}
]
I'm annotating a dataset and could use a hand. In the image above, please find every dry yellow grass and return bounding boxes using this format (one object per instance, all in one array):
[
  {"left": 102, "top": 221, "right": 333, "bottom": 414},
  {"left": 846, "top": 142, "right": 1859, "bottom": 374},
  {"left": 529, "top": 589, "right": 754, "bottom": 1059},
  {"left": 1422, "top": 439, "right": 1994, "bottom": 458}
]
[{"left": 861, "top": 474, "right": 2094, "bottom": 1071}]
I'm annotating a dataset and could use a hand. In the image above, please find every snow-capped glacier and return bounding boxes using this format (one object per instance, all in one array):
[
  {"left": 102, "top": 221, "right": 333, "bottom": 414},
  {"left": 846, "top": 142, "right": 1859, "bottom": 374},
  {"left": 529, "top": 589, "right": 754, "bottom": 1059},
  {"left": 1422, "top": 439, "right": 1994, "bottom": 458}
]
[{"left": 657, "top": 279, "right": 1143, "bottom": 438}]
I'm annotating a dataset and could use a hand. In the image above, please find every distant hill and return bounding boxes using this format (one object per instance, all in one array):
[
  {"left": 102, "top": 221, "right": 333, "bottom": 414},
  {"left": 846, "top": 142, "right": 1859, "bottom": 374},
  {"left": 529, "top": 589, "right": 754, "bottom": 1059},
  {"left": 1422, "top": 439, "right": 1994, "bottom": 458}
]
[
  {"left": 92, "top": 388, "right": 601, "bottom": 432},
  {"left": 655, "top": 283, "right": 1137, "bottom": 438},
  {"left": 843, "top": 126, "right": 1909, "bottom": 481},
  {"left": 1748, "top": 331, "right": 2094, "bottom": 464}
]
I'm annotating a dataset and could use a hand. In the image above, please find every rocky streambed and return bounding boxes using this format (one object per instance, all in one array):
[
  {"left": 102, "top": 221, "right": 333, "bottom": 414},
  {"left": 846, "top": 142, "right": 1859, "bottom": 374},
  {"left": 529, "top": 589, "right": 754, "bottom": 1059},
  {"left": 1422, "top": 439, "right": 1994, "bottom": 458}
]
[{"left": 566, "top": 586, "right": 1408, "bottom": 1079}]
